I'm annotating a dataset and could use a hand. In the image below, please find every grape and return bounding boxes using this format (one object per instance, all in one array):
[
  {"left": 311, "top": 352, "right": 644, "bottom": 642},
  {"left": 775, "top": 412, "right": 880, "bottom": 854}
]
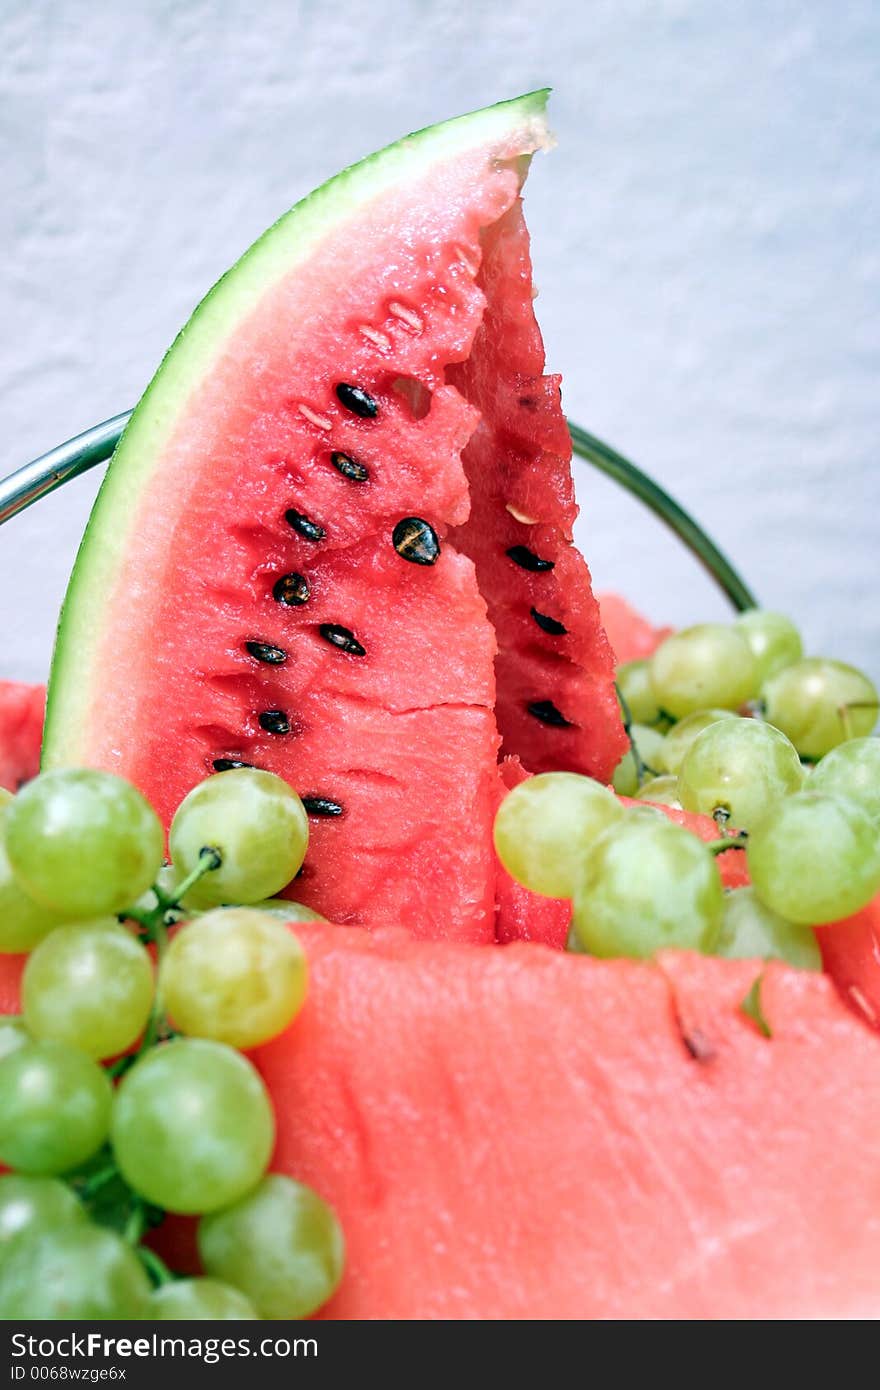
[
  {"left": 0, "top": 824, "right": 65, "bottom": 953},
  {"left": 0, "top": 788, "right": 12, "bottom": 809},
  {"left": 198, "top": 1174, "right": 344, "bottom": 1319},
  {"left": 0, "top": 1174, "right": 85, "bottom": 1247},
  {"left": 112, "top": 1037, "right": 275, "bottom": 1213},
  {"left": 23, "top": 919, "right": 154, "bottom": 1060},
  {"left": 734, "top": 610, "right": 803, "bottom": 684},
  {"left": 677, "top": 719, "right": 804, "bottom": 831},
  {"left": 616, "top": 660, "right": 663, "bottom": 726},
  {"left": 612, "top": 725, "right": 668, "bottom": 797},
  {"left": 252, "top": 898, "right": 326, "bottom": 922},
  {"left": 149, "top": 1277, "right": 260, "bottom": 1320},
  {"left": 661, "top": 709, "right": 737, "bottom": 776},
  {"left": 0, "top": 1015, "right": 29, "bottom": 1060},
  {"left": 493, "top": 772, "right": 624, "bottom": 898},
  {"left": 718, "top": 887, "right": 821, "bottom": 970},
  {"left": 649, "top": 625, "right": 757, "bottom": 718},
  {"left": 747, "top": 791, "right": 880, "bottom": 925},
  {"left": 5, "top": 768, "right": 164, "bottom": 918},
  {"left": 762, "top": 658, "right": 878, "bottom": 759},
  {"left": 0, "top": 1040, "right": 112, "bottom": 1174},
  {"left": 170, "top": 769, "right": 309, "bottom": 908},
  {"left": 161, "top": 908, "right": 307, "bottom": 1049},
  {"left": 635, "top": 775, "right": 681, "bottom": 807},
  {"left": 810, "top": 738, "right": 880, "bottom": 823},
  {"left": 571, "top": 815, "right": 723, "bottom": 957},
  {"left": 0, "top": 1223, "right": 151, "bottom": 1319}
]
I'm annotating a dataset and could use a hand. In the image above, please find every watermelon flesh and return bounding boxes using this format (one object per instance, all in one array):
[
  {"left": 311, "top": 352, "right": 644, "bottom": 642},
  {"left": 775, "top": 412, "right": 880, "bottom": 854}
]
[
  {"left": 0, "top": 682, "right": 44, "bottom": 792},
  {"left": 6, "top": 925, "right": 879, "bottom": 1318},
  {"left": 43, "top": 93, "right": 623, "bottom": 940},
  {"left": 598, "top": 592, "right": 672, "bottom": 664},
  {"left": 448, "top": 205, "right": 624, "bottom": 778}
]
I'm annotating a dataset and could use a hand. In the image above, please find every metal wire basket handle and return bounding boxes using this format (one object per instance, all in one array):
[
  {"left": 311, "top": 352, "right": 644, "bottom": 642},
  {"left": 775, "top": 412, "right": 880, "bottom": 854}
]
[{"left": 0, "top": 412, "right": 756, "bottom": 613}]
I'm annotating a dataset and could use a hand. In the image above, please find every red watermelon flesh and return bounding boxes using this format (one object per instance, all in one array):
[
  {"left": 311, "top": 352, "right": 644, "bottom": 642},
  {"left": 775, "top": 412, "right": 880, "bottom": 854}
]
[
  {"left": 43, "top": 96, "right": 622, "bottom": 942},
  {"left": 598, "top": 592, "right": 673, "bottom": 664},
  {"left": 449, "top": 205, "right": 625, "bottom": 780},
  {"left": 0, "top": 682, "right": 44, "bottom": 792},
  {"left": 6, "top": 925, "right": 880, "bottom": 1318},
  {"left": 818, "top": 895, "right": 880, "bottom": 1030}
]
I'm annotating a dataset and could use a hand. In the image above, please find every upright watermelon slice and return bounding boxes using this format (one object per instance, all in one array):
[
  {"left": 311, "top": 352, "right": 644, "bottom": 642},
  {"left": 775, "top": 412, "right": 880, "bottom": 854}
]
[{"left": 43, "top": 93, "right": 624, "bottom": 938}]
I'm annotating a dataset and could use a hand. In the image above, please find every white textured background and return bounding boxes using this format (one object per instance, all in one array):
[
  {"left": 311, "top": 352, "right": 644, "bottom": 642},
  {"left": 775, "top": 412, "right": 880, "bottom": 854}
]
[{"left": 2, "top": 0, "right": 878, "bottom": 682}]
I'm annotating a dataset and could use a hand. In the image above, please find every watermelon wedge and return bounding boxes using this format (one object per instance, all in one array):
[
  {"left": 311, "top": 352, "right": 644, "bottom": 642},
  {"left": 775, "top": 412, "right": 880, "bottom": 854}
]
[
  {"left": 4, "top": 925, "right": 880, "bottom": 1318},
  {"left": 43, "top": 92, "right": 624, "bottom": 939},
  {"left": 0, "top": 682, "right": 44, "bottom": 793}
]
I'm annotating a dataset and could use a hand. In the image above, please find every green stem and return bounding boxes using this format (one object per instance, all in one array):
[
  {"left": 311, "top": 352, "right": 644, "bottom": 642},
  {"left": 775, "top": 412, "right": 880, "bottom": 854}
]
[
  {"left": 168, "top": 846, "right": 222, "bottom": 908},
  {"left": 124, "top": 1201, "right": 147, "bottom": 1246},
  {"left": 137, "top": 1246, "right": 175, "bottom": 1288},
  {"left": 707, "top": 833, "right": 748, "bottom": 855}
]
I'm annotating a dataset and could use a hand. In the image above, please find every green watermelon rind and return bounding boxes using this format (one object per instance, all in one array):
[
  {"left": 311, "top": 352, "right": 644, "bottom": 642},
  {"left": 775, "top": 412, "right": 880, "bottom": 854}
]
[{"left": 43, "top": 90, "right": 551, "bottom": 765}]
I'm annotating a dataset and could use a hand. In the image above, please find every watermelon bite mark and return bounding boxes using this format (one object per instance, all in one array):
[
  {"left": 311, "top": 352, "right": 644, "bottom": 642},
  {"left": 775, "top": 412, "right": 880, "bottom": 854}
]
[{"left": 43, "top": 93, "right": 623, "bottom": 939}]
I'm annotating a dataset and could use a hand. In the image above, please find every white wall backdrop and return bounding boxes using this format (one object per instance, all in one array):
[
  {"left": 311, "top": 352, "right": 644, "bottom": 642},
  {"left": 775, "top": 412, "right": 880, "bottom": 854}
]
[{"left": 1, "top": 0, "right": 878, "bottom": 682}]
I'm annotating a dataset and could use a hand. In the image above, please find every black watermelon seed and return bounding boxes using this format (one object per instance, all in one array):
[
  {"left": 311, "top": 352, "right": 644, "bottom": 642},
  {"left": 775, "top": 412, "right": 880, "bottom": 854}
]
[
  {"left": 245, "top": 640, "right": 287, "bottom": 665},
  {"left": 258, "top": 709, "right": 291, "bottom": 735},
  {"left": 213, "top": 758, "right": 254, "bottom": 772},
  {"left": 301, "top": 796, "right": 345, "bottom": 818},
  {"left": 527, "top": 699, "right": 575, "bottom": 728},
  {"left": 273, "top": 572, "right": 310, "bottom": 606},
  {"left": 285, "top": 509, "right": 325, "bottom": 542},
  {"left": 319, "top": 623, "right": 366, "bottom": 656},
  {"left": 392, "top": 516, "right": 440, "bottom": 566},
  {"left": 506, "top": 545, "right": 555, "bottom": 572},
  {"left": 335, "top": 383, "right": 378, "bottom": 418},
  {"left": 331, "top": 450, "right": 369, "bottom": 482},
  {"left": 531, "top": 607, "right": 568, "bottom": 636}
]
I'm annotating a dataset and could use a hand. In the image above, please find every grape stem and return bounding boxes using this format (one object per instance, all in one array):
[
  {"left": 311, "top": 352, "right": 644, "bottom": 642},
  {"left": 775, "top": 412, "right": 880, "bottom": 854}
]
[
  {"left": 706, "top": 833, "right": 748, "bottom": 855},
  {"left": 615, "top": 684, "right": 654, "bottom": 788},
  {"left": 137, "top": 1245, "right": 175, "bottom": 1288}
]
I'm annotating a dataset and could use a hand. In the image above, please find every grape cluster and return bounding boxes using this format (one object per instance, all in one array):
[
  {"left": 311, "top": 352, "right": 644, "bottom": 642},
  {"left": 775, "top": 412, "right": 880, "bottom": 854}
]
[
  {"left": 0, "top": 765, "right": 343, "bottom": 1321},
  {"left": 497, "top": 609, "right": 880, "bottom": 964}
]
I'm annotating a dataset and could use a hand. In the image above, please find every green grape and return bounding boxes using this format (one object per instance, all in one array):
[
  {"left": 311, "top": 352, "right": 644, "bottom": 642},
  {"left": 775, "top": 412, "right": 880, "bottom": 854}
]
[
  {"left": 734, "top": 610, "right": 803, "bottom": 684},
  {"left": 0, "top": 788, "right": 12, "bottom": 809},
  {"left": 5, "top": 768, "right": 164, "bottom": 918},
  {"left": 0, "top": 823, "right": 65, "bottom": 953},
  {"left": 762, "top": 658, "right": 879, "bottom": 759},
  {"left": 810, "top": 738, "right": 880, "bottom": 823},
  {"left": 252, "top": 898, "right": 326, "bottom": 922},
  {"left": 635, "top": 775, "right": 681, "bottom": 807},
  {"left": 677, "top": 719, "right": 804, "bottom": 831},
  {"left": 616, "top": 660, "right": 663, "bottom": 726},
  {"left": 0, "top": 1174, "right": 85, "bottom": 1247},
  {"left": 170, "top": 769, "right": 309, "bottom": 908},
  {"left": 198, "top": 1174, "right": 344, "bottom": 1320},
  {"left": 493, "top": 772, "right": 625, "bottom": 898},
  {"left": 23, "top": 919, "right": 154, "bottom": 1060},
  {"left": 0, "top": 1040, "right": 112, "bottom": 1174},
  {"left": 0, "top": 1014, "right": 29, "bottom": 1060},
  {"left": 571, "top": 815, "right": 723, "bottom": 958},
  {"left": 112, "top": 1038, "right": 275, "bottom": 1213},
  {"left": 161, "top": 908, "right": 307, "bottom": 1049},
  {"left": 611, "top": 725, "right": 668, "bottom": 797},
  {"left": 149, "top": 1277, "right": 260, "bottom": 1320},
  {"left": 661, "top": 709, "right": 738, "bottom": 776},
  {"left": 0, "top": 1223, "right": 151, "bottom": 1319},
  {"left": 717, "top": 887, "right": 821, "bottom": 970},
  {"left": 748, "top": 791, "right": 880, "bottom": 925},
  {"left": 649, "top": 625, "right": 757, "bottom": 719}
]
